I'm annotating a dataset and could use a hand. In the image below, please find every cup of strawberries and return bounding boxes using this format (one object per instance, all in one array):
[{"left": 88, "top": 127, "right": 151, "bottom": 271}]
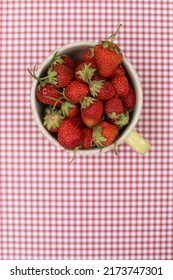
[{"left": 29, "top": 25, "right": 150, "bottom": 156}]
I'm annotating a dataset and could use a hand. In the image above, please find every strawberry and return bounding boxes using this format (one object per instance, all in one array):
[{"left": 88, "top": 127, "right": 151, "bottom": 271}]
[
  {"left": 108, "top": 64, "right": 125, "bottom": 80},
  {"left": 105, "top": 96, "right": 124, "bottom": 115},
  {"left": 123, "top": 87, "right": 136, "bottom": 110},
  {"left": 94, "top": 43, "right": 122, "bottom": 78},
  {"left": 50, "top": 63, "right": 74, "bottom": 87},
  {"left": 43, "top": 107, "right": 64, "bottom": 132},
  {"left": 105, "top": 97, "right": 129, "bottom": 128},
  {"left": 89, "top": 80, "right": 115, "bottom": 100},
  {"left": 58, "top": 119, "right": 82, "bottom": 149},
  {"left": 94, "top": 24, "right": 123, "bottom": 78},
  {"left": 75, "top": 62, "right": 96, "bottom": 83},
  {"left": 28, "top": 64, "right": 74, "bottom": 88},
  {"left": 81, "top": 97, "right": 103, "bottom": 127},
  {"left": 52, "top": 52, "right": 75, "bottom": 70},
  {"left": 81, "top": 127, "right": 93, "bottom": 149},
  {"left": 61, "top": 101, "right": 79, "bottom": 118},
  {"left": 65, "top": 81, "right": 89, "bottom": 103},
  {"left": 70, "top": 115, "right": 84, "bottom": 128},
  {"left": 83, "top": 48, "right": 95, "bottom": 63},
  {"left": 36, "top": 83, "right": 65, "bottom": 108},
  {"left": 111, "top": 75, "right": 129, "bottom": 98},
  {"left": 93, "top": 121, "right": 119, "bottom": 147}
]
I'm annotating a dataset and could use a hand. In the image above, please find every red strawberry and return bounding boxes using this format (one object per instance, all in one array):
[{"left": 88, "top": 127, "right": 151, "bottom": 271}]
[
  {"left": 81, "top": 127, "right": 93, "bottom": 149},
  {"left": 89, "top": 80, "right": 115, "bottom": 100},
  {"left": 123, "top": 87, "right": 136, "bottom": 110},
  {"left": 36, "top": 84, "right": 65, "bottom": 107},
  {"left": 83, "top": 48, "right": 95, "bottom": 63},
  {"left": 58, "top": 119, "right": 82, "bottom": 149},
  {"left": 105, "top": 97, "right": 129, "bottom": 128},
  {"left": 105, "top": 96, "right": 124, "bottom": 115},
  {"left": 43, "top": 107, "right": 64, "bottom": 132},
  {"left": 65, "top": 81, "right": 89, "bottom": 103},
  {"left": 94, "top": 43, "right": 122, "bottom": 78},
  {"left": 70, "top": 115, "right": 84, "bottom": 128},
  {"left": 81, "top": 97, "right": 103, "bottom": 127},
  {"left": 93, "top": 121, "right": 119, "bottom": 147},
  {"left": 52, "top": 53, "right": 75, "bottom": 70},
  {"left": 50, "top": 63, "right": 74, "bottom": 87},
  {"left": 111, "top": 75, "right": 129, "bottom": 98},
  {"left": 93, "top": 24, "right": 123, "bottom": 78},
  {"left": 61, "top": 56, "right": 75, "bottom": 70},
  {"left": 75, "top": 62, "right": 96, "bottom": 83},
  {"left": 61, "top": 101, "right": 79, "bottom": 118},
  {"left": 108, "top": 64, "right": 125, "bottom": 80},
  {"left": 28, "top": 64, "right": 74, "bottom": 88}
]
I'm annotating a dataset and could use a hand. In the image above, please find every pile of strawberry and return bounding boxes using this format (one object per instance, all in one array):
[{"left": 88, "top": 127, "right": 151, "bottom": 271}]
[{"left": 29, "top": 32, "right": 136, "bottom": 152}]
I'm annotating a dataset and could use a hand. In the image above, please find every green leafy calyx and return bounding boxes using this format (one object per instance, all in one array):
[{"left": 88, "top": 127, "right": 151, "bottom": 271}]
[
  {"left": 61, "top": 101, "right": 76, "bottom": 116},
  {"left": 108, "top": 112, "right": 129, "bottom": 128},
  {"left": 76, "top": 63, "right": 96, "bottom": 84},
  {"left": 93, "top": 125, "right": 106, "bottom": 147},
  {"left": 52, "top": 52, "right": 65, "bottom": 65},
  {"left": 81, "top": 96, "right": 96, "bottom": 109},
  {"left": 28, "top": 65, "right": 58, "bottom": 86},
  {"left": 89, "top": 80, "right": 104, "bottom": 97},
  {"left": 43, "top": 109, "right": 64, "bottom": 129}
]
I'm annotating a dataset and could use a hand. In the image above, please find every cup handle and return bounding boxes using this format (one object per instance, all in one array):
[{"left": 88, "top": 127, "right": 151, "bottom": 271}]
[{"left": 125, "top": 130, "right": 150, "bottom": 155}]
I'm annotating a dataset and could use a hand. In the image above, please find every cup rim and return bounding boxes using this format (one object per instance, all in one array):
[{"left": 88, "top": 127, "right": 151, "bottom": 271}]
[{"left": 30, "top": 41, "right": 143, "bottom": 156}]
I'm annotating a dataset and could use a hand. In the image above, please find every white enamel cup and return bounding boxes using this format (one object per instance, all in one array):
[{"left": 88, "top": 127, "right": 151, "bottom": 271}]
[{"left": 30, "top": 41, "right": 150, "bottom": 156}]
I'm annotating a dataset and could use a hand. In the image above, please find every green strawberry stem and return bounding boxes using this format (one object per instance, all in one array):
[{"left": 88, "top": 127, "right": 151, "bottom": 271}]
[
  {"left": 114, "top": 141, "right": 118, "bottom": 155},
  {"left": 62, "top": 88, "right": 70, "bottom": 101},
  {"left": 39, "top": 95, "right": 64, "bottom": 108},
  {"left": 52, "top": 97, "right": 64, "bottom": 111},
  {"left": 28, "top": 65, "right": 58, "bottom": 85},
  {"left": 28, "top": 65, "right": 49, "bottom": 81},
  {"left": 89, "top": 48, "right": 94, "bottom": 58},
  {"left": 42, "top": 96, "right": 58, "bottom": 101},
  {"left": 65, "top": 145, "right": 82, "bottom": 163},
  {"left": 107, "top": 23, "right": 122, "bottom": 43}
]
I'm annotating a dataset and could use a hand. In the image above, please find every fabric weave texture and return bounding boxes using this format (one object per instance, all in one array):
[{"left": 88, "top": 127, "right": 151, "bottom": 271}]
[{"left": 0, "top": 0, "right": 173, "bottom": 259}]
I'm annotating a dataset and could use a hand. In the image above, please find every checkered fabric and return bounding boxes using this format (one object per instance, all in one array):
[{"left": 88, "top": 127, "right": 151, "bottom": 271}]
[{"left": 0, "top": 0, "right": 173, "bottom": 260}]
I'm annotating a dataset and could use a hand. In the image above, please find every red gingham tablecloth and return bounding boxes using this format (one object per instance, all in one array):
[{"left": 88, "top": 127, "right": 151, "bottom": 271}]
[{"left": 0, "top": 0, "right": 173, "bottom": 260}]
